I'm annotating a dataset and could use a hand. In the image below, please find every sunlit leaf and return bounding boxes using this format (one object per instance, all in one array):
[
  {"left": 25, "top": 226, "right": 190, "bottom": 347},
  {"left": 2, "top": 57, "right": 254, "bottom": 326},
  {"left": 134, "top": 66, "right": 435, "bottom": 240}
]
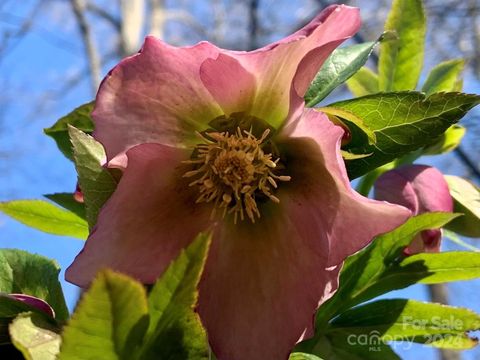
[
  {"left": 327, "top": 92, "right": 480, "bottom": 179},
  {"left": 305, "top": 33, "right": 390, "bottom": 106},
  {"left": 0, "top": 249, "right": 68, "bottom": 322},
  {"left": 44, "top": 102, "right": 94, "bottom": 161},
  {"left": 346, "top": 67, "right": 379, "bottom": 97},
  {"left": 9, "top": 312, "right": 61, "bottom": 360},
  {"left": 138, "top": 233, "right": 211, "bottom": 360},
  {"left": 68, "top": 126, "right": 117, "bottom": 229},
  {"left": 43, "top": 193, "right": 86, "bottom": 220},
  {"left": 59, "top": 271, "right": 149, "bottom": 360},
  {"left": 329, "top": 299, "right": 480, "bottom": 350},
  {"left": 422, "top": 59, "right": 465, "bottom": 95},
  {"left": 315, "top": 213, "right": 460, "bottom": 326},
  {"left": 444, "top": 175, "right": 480, "bottom": 237},
  {"left": 379, "top": 0, "right": 426, "bottom": 91},
  {"left": 422, "top": 125, "right": 466, "bottom": 155},
  {"left": 0, "top": 200, "right": 88, "bottom": 239}
]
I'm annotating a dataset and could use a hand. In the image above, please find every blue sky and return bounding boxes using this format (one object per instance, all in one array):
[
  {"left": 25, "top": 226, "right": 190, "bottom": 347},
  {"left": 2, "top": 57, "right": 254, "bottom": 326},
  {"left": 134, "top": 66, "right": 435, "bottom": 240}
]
[{"left": 0, "top": 2, "right": 479, "bottom": 359}]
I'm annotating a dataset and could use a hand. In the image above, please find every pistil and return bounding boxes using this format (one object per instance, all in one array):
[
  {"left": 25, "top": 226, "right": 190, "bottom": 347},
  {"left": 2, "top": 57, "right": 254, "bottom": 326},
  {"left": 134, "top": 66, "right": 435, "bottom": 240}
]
[{"left": 183, "top": 127, "right": 290, "bottom": 223}]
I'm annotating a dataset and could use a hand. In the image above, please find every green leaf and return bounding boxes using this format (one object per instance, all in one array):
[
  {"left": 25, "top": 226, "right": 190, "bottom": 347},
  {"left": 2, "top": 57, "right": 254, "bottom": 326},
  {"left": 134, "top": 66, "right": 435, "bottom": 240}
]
[
  {"left": 328, "top": 92, "right": 480, "bottom": 179},
  {"left": 139, "top": 233, "right": 211, "bottom": 360},
  {"left": 296, "top": 333, "right": 399, "bottom": 360},
  {"left": 0, "top": 200, "right": 88, "bottom": 239},
  {"left": 0, "top": 249, "right": 69, "bottom": 322},
  {"left": 318, "top": 106, "right": 376, "bottom": 145},
  {"left": 305, "top": 34, "right": 387, "bottom": 106},
  {"left": 444, "top": 175, "right": 480, "bottom": 237},
  {"left": 395, "top": 251, "right": 480, "bottom": 284},
  {"left": 9, "top": 312, "right": 61, "bottom": 360},
  {"left": 44, "top": 193, "right": 86, "bottom": 220},
  {"left": 315, "top": 213, "right": 460, "bottom": 325},
  {"left": 59, "top": 271, "right": 149, "bottom": 360},
  {"left": 0, "top": 295, "right": 42, "bottom": 319},
  {"left": 422, "top": 125, "right": 466, "bottom": 155},
  {"left": 289, "top": 353, "right": 324, "bottom": 360},
  {"left": 59, "top": 234, "right": 211, "bottom": 360},
  {"left": 379, "top": 0, "right": 426, "bottom": 91},
  {"left": 44, "top": 102, "right": 94, "bottom": 161},
  {"left": 68, "top": 126, "right": 117, "bottom": 229},
  {"left": 0, "top": 295, "right": 51, "bottom": 347},
  {"left": 329, "top": 299, "right": 480, "bottom": 349},
  {"left": 422, "top": 59, "right": 465, "bottom": 95},
  {"left": 346, "top": 67, "right": 379, "bottom": 97}
]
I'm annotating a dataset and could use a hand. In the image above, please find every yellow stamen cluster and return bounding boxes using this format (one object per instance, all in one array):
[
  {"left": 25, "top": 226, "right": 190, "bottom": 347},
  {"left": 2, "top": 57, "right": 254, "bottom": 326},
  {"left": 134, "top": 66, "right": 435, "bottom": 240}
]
[{"left": 183, "top": 128, "right": 290, "bottom": 223}]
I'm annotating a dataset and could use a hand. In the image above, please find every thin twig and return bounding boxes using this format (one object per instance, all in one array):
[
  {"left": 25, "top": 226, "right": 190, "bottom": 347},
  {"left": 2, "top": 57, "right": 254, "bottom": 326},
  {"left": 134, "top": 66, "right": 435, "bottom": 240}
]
[{"left": 70, "top": 0, "right": 101, "bottom": 95}]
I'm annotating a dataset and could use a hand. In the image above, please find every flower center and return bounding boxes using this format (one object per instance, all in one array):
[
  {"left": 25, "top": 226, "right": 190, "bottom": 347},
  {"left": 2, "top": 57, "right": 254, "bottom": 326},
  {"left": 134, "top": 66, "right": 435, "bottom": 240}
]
[{"left": 183, "top": 128, "right": 290, "bottom": 223}]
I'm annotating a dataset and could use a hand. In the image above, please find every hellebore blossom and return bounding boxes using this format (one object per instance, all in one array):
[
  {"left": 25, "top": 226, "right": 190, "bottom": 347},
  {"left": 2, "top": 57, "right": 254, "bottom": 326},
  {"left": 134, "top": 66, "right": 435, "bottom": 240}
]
[
  {"left": 66, "top": 5, "right": 410, "bottom": 359},
  {"left": 375, "top": 164, "right": 453, "bottom": 254}
]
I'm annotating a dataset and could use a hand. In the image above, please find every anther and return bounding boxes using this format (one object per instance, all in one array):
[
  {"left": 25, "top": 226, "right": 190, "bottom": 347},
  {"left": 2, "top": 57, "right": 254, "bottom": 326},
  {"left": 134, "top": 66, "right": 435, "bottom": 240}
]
[{"left": 184, "top": 127, "right": 290, "bottom": 223}]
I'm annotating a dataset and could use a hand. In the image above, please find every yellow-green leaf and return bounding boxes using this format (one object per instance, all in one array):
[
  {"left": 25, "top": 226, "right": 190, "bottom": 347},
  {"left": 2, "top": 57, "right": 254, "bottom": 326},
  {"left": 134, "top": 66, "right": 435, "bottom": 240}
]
[
  {"left": 0, "top": 200, "right": 88, "bottom": 239},
  {"left": 379, "top": 0, "right": 426, "bottom": 91}
]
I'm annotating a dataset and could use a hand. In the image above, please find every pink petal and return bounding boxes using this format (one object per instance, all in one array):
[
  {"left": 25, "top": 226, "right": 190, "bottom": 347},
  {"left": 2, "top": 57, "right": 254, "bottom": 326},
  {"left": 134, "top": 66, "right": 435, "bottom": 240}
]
[
  {"left": 226, "top": 5, "right": 361, "bottom": 128},
  {"left": 65, "top": 143, "right": 211, "bottom": 287},
  {"left": 404, "top": 230, "right": 442, "bottom": 255},
  {"left": 375, "top": 165, "right": 453, "bottom": 254},
  {"left": 375, "top": 165, "right": 454, "bottom": 214},
  {"left": 9, "top": 294, "right": 55, "bottom": 318},
  {"left": 198, "top": 209, "right": 339, "bottom": 360},
  {"left": 93, "top": 38, "right": 223, "bottom": 162},
  {"left": 280, "top": 109, "right": 411, "bottom": 266},
  {"left": 200, "top": 54, "right": 257, "bottom": 116}
]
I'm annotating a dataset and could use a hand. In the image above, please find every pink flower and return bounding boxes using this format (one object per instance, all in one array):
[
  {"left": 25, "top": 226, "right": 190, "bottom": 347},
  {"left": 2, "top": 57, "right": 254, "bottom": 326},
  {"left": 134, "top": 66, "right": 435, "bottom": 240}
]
[
  {"left": 375, "top": 164, "right": 453, "bottom": 254},
  {"left": 66, "top": 5, "right": 410, "bottom": 359}
]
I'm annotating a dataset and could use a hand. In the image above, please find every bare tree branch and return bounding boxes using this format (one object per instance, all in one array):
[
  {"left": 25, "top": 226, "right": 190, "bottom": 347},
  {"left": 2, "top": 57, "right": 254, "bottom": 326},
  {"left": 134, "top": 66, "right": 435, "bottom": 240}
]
[
  {"left": 148, "top": 0, "right": 166, "bottom": 39},
  {"left": 70, "top": 0, "right": 101, "bottom": 95},
  {"left": 85, "top": 1, "right": 121, "bottom": 31},
  {"left": 119, "top": 0, "right": 145, "bottom": 56},
  {"left": 247, "top": 0, "right": 260, "bottom": 50},
  {"left": 0, "top": 0, "right": 42, "bottom": 63},
  {"left": 164, "top": 9, "right": 208, "bottom": 39}
]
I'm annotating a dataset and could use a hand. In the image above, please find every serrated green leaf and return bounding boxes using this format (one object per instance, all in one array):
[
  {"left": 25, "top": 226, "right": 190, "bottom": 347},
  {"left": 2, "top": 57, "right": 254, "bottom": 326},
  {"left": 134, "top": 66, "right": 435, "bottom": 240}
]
[
  {"left": 346, "top": 67, "right": 379, "bottom": 97},
  {"left": 422, "top": 125, "right": 466, "bottom": 155},
  {"left": 305, "top": 36, "right": 384, "bottom": 106},
  {"left": 68, "top": 126, "right": 117, "bottom": 229},
  {"left": 59, "top": 234, "right": 211, "bottom": 360},
  {"left": 328, "top": 92, "right": 480, "bottom": 179},
  {"left": 44, "top": 102, "right": 94, "bottom": 161},
  {"left": 0, "top": 200, "right": 88, "bottom": 239},
  {"left": 328, "top": 299, "right": 480, "bottom": 349},
  {"left": 9, "top": 312, "right": 61, "bottom": 360},
  {"left": 59, "top": 271, "right": 149, "bottom": 360},
  {"left": 444, "top": 175, "right": 480, "bottom": 237},
  {"left": 315, "top": 213, "right": 460, "bottom": 326},
  {"left": 422, "top": 59, "right": 465, "bottom": 95},
  {"left": 379, "top": 0, "right": 426, "bottom": 91},
  {"left": 0, "top": 249, "right": 68, "bottom": 322},
  {"left": 139, "top": 233, "right": 211, "bottom": 360},
  {"left": 43, "top": 193, "right": 86, "bottom": 220}
]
